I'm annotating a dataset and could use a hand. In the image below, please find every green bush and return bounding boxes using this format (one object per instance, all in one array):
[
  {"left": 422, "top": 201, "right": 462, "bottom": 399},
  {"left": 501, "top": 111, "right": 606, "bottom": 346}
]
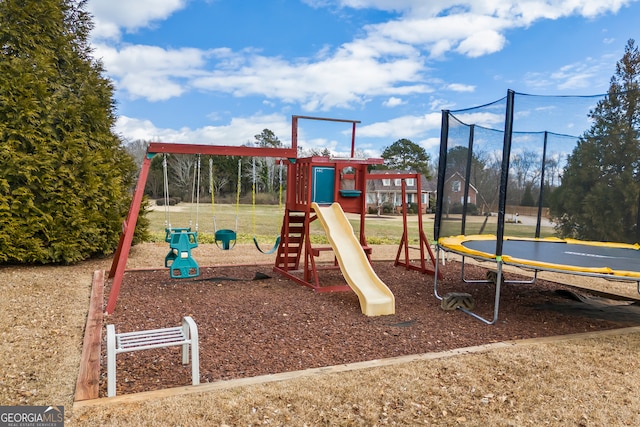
[
  {"left": 0, "top": 0, "right": 143, "bottom": 264},
  {"left": 382, "top": 202, "right": 395, "bottom": 214},
  {"left": 450, "top": 203, "right": 479, "bottom": 215},
  {"left": 156, "top": 198, "right": 182, "bottom": 206}
]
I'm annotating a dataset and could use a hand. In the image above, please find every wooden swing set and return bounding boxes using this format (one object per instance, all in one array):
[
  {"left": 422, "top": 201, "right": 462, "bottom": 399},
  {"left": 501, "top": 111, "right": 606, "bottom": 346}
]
[{"left": 106, "top": 141, "right": 297, "bottom": 314}]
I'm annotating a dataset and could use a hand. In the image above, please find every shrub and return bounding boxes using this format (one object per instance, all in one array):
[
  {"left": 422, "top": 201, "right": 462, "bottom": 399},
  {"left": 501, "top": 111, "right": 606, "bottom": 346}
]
[{"left": 450, "top": 203, "right": 479, "bottom": 215}]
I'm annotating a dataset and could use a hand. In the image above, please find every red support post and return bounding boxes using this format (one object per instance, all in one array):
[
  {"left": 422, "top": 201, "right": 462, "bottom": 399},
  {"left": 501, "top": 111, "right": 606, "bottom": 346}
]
[
  {"left": 386, "top": 173, "right": 442, "bottom": 278},
  {"left": 105, "top": 154, "right": 153, "bottom": 314},
  {"left": 350, "top": 121, "right": 356, "bottom": 158}
]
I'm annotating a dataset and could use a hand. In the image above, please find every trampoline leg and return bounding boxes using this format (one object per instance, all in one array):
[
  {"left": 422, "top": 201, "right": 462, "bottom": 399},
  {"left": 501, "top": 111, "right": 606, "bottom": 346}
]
[
  {"left": 460, "top": 256, "right": 494, "bottom": 284},
  {"left": 434, "top": 246, "right": 444, "bottom": 300},
  {"left": 433, "top": 247, "right": 502, "bottom": 325},
  {"left": 457, "top": 260, "right": 503, "bottom": 325}
]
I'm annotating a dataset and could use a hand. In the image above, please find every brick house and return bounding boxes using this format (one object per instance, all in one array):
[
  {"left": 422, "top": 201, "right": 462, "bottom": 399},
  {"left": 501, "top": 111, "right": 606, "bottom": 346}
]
[
  {"left": 366, "top": 170, "right": 436, "bottom": 213},
  {"left": 444, "top": 171, "right": 478, "bottom": 205}
]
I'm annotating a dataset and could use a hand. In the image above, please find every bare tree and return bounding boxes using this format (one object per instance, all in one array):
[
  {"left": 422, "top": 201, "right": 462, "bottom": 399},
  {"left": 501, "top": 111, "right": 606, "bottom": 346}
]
[{"left": 168, "top": 154, "right": 198, "bottom": 201}]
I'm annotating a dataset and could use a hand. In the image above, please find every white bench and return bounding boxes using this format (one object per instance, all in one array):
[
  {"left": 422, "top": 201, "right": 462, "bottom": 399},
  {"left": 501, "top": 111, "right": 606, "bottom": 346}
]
[{"left": 106, "top": 316, "right": 199, "bottom": 397}]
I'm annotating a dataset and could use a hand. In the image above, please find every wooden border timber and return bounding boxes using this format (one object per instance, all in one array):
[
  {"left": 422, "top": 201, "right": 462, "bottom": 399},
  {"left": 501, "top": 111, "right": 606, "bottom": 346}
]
[{"left": 74, "top": 270, "right": 105, "bottom": 401}]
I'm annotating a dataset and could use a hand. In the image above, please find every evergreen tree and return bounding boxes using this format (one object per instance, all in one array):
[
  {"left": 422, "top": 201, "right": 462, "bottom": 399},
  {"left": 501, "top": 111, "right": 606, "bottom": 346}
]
[
  {"left": 0, "top": 0, "right": 138, "bottom": 264},
  {"left": 379, "top": 138, "right": 431, "bottom": 177},
  {"left": 520, "top": 183, "right": 535, "bottom": 207},
  {"left": 550, "top": 39, "right": 640, "bottom": 243}
]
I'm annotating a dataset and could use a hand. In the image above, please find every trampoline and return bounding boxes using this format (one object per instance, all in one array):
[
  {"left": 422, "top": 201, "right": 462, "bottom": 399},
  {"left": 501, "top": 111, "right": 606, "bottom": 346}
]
[
  {"left": 434, "top": 234, "right": 640, "bottom": 325},
  {"left": 440, "top": 234, "right": 640, "bottom": 278},
  {"left": 434, "top": 90, "right": 640, "bottom": 324}
]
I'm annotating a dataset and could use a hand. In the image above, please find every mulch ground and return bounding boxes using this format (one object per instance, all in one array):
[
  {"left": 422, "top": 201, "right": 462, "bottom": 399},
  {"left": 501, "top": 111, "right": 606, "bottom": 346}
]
[{"left": 101, "top": 261, "right": 640, "bottom": 397}]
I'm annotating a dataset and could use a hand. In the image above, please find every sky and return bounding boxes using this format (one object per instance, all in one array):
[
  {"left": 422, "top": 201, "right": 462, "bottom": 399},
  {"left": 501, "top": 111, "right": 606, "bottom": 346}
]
[{"left": 86, "top": 0, "right": 640, "bottom": 159}]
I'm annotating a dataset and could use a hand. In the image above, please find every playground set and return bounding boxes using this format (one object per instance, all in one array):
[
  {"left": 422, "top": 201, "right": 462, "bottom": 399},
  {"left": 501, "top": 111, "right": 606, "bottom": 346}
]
[{"left": 105, "top": 115, "right": 439, "bottom": 317}]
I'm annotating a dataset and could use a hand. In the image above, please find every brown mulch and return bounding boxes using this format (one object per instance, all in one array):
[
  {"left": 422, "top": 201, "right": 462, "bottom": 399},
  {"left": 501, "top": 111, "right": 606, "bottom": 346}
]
[{"left": 101, "top": 261, "right": 640, "bottom": 397}]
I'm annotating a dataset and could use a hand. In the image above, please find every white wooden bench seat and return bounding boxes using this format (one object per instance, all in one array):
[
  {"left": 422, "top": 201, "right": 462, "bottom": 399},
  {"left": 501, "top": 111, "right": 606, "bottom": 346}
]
[{"left": 106, "top": 316, "right": 199, "bottom": 397}]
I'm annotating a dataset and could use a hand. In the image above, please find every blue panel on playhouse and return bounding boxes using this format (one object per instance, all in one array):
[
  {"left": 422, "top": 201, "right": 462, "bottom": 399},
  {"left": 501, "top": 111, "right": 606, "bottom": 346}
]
[{"left": 312, "top": 167, "right": 335, "bottom": 204}]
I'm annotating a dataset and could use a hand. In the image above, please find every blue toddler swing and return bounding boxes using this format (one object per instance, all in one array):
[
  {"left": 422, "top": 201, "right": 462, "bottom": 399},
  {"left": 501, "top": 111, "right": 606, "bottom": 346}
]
[
  {"left": 163, "top": 154, "right": 200, "bottom": 279},
  {"left": 210, "top": 158, "right": 239, "bottom": 250}
]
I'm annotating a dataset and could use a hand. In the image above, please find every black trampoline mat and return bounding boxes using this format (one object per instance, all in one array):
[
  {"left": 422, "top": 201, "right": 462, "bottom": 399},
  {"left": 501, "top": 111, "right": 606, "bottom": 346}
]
[{"left": 462, "top": 238, "right": 640, "bottom": 273}]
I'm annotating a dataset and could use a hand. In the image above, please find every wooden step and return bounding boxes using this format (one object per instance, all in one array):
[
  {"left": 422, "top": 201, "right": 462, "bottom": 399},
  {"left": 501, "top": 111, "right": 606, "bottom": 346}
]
[
  {"left": 287, "top": 215, "right": 306, "bottom": 223},
  {"left": 287, "top": 226, "right": 304, "bottom": 234}
]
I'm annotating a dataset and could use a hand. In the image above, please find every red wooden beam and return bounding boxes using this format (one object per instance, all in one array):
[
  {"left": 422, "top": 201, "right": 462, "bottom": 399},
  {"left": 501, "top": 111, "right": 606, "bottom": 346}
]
[
  {"left": 147, "top": 142, "right": 296, "bottom": 158},
  {"left": 292, "top": 115, "right": 361, "bottom": 124},
  {"left": 368, "top": 173, "right": 422, "bottom": 180}
]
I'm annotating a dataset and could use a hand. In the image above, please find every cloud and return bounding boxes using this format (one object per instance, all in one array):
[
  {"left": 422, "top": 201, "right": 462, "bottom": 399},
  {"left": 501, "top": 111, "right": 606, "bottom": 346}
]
[
  {"left": 522, "top": 53, "right": 618, "bottom": 90},
  {"left": 447, "top": 83, "right": 475, "bottom": 93},
  {"left": 456, "top": 30, "right": 506, "bottom": 57},
  {"left": 94, "top": 43, "right": 209, "bottom": 101},
  {"left": 89, "top": 0, "right": 635, "bottom": 109},
  {"left": 189, "top": 41, "right": 431, "bottom": 111},
  {"left": 116, "top": 113, "right": 292, "bottom": 145},
  {"left": 357, "top": 113, "right": 442, "bottom": 139},
  {"left": 383, "top": 97, "right": 404, "bottom": 107},
  {"left": 88, "top": 0, "right": 188, "bottom": 40},
  {"left": 116, "top": 112, "right": 368, "bottom": 155},
  {"left": 429, "top": 97, "right": 457, "bottom": 112},
  {"left": 344, "top": 0, "right": 630, "bottom": 60},
  {"left": 338, "top": 0, "right": 631, "bottom": 20}
]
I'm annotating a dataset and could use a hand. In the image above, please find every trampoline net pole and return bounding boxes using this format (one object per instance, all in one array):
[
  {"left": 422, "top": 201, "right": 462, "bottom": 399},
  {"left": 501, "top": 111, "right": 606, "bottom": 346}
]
[
  {"left": 460, "top": 124, "right": 475, "bottom": 235},
  {"left": 434, "top": 110, "right": 449, "bottom": 242},
  {"left": 495, "top": 89, "right": 515, "bottom": 257}
]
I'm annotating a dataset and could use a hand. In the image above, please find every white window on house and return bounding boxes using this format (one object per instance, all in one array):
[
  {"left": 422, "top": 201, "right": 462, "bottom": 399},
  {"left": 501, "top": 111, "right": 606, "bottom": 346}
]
[
  {"left": 394, "top": 179, "right": 401, "bottom": 186},
  {"left": 382, "top": 179, "right": 391, "bottom": 186},
  {"left": 406, "top": 178, "right": 415, "bottom": 187},
  {"left": 452, "top": 180, "right": 461, "bottom": 192},
  {"left": 407, "top": 193, "right": 414, "bottom": 203},
  {"left": 422, "top": 193, "right": 428, "bottom": 204},
  {"left": 460, "top": 196, "right": 473, "bottom": 204}
]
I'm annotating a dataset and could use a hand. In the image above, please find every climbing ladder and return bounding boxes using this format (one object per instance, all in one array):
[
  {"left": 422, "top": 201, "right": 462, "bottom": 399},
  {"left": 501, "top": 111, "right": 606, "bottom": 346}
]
[
  {"left": 274, "top": 209, "right": 306, "bottom": 271},
  {"left": 273, "top": 208, "right": 354, "bottom": 292}
]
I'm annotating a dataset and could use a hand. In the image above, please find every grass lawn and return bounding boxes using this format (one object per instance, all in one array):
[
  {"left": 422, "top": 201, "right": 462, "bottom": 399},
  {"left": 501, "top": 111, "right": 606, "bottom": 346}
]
[{"left": 146, "top": 202, "right": 557, "bottom": 245}]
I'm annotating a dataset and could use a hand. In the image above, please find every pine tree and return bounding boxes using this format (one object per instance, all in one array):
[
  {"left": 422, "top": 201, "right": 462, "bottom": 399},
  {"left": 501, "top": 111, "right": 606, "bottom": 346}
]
[
  {"left": 380, "top": 138, "right": 431, "bottom": 177},
  {"left": 550, "top": 39, "right": 640, "bottom": 243},
  {"left": 0, "top": 0, "right": 138, "bottom": 263}
]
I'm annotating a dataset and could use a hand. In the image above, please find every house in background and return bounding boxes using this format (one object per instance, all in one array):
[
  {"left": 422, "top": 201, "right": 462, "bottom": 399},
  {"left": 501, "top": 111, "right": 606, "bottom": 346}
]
[
  {"left": 444, "top": 171, "right": 478, "bottom": 205},
  {"left": 366, "top": 170, "right": 436, "bottom": 213}
]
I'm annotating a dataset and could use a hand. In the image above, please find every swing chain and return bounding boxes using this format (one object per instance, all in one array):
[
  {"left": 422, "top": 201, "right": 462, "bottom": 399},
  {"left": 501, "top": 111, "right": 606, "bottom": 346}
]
[
  {"left": 162, "top": 153, "right": 171, "bottom": 231},
  {"left": 191, "top": 154, "right": 201, "bottom": 232}
]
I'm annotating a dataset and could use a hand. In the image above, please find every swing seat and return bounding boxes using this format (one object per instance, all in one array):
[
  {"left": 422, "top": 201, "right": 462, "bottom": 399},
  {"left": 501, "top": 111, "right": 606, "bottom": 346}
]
[
  {"left": 165, "top": 227, "right": 192, "bottom": 243},
  {"left": 215, "top": 229, "right": 237, "bottom": 250},
  {"left": 165, "top": 230, "right": 199, "bottom": 278},
  {"left": 253, "top": 235, "right": 281, "bottom": 254}
]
